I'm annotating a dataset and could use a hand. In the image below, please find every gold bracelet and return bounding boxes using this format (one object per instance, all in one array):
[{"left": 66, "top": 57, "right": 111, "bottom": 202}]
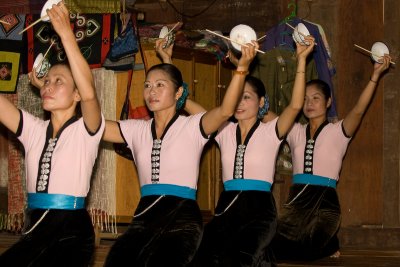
[
  {"left": 233, "top": 70, "right": 249, "bottom": 75},
  {"left": 370, "top": 79, "right": 378, "bottom": 83}
]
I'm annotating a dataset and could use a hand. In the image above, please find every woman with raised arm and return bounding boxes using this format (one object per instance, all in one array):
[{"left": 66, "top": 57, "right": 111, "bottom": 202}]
[
  {"left": 271, "top": 54, "right": 392, "bottom": 261},
  {"left": 102, "top": 39, "right": 259, "bottom": 266},
  {"left": 0, "top": 2, "right": 104, "bottom": 267},
  {"left": 176, "top": 37, "right": 316, "bottom": 266}
]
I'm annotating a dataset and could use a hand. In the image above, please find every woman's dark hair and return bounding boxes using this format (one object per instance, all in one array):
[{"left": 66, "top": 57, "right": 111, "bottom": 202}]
[
  {"left": 306, "top": 79, "right": 331, "bottom": 101},
  {"left": 147, "top": 63, "right": 183, "bottom": 91},
  {"left": 245, "top": 75, "right": 266, "bottom": 99}
]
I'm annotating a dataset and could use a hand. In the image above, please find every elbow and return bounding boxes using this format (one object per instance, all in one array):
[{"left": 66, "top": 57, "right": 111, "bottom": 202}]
[
  {"left": 290, "top": 104, "right": 303, "bottom": 113},
  {"left": 80, "top": 93, "right": 98, "bottom": 103},
  {"left": 220, "top": 108, "right": 235, "bottom": 120}
]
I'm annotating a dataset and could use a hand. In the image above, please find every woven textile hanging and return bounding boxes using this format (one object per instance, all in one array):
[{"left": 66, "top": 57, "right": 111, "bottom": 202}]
[
  {"left": 87, "top": 68, "right": 118, "bottom": 234},
  {"left": 66, "top": 0, "right": 121, "bottom": 14}
]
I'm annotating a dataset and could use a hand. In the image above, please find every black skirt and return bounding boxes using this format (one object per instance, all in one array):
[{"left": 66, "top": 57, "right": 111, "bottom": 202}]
[
  {"left": 104, "top": 195, "right": 203, "bottom": 267},
  {"left": 192, "top": 190, "right": 277, "bottom": 267},
  {"left": 0, "top": 209, "right": 95, "bottom": 267},
  {"left": 271, "top": 184, "right": 341, "bottom": 261}
]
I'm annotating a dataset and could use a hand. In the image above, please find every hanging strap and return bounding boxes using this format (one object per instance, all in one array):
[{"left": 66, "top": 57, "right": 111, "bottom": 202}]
[{"left": 121, "top": 69, "right": 133, "bottom": 120}]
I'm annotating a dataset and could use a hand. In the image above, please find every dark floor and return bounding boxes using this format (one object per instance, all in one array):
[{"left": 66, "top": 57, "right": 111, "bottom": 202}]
[{"left": 1, "top": 231, "right": 399, "bottom": 267}]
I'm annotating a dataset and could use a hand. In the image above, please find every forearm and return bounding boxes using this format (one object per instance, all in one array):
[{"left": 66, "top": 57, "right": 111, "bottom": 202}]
[
  {"left": 290, "top": 58, "right": 307, "bottom": 111},
  {"left": 352, "top": 79, "right": 378, "bottom": 116},
  {"left": 218, "top": 70, "right": 248, "bottom": 117},
  {"left": 61, "top": 31, "right": 96, "bottom": 101}
]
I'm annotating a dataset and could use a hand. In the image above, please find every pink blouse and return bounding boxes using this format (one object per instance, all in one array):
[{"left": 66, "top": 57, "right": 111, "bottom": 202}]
[
  {"left": 17, "top": 110, "right": 105, "bottom": 197},
  {"left": 119, "top": 112, "right": 209, "bottom": 190},
  {"left": 287, "top": 120, "right": 351, "bottom": 181},
  {"left": 215, "top": 117, "right": 282, "bottom": 184}
]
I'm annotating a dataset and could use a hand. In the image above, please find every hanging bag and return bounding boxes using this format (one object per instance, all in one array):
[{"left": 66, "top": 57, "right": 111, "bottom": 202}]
[
  {"left": 103, "top": 5, "right": 139, "bottom": 71},
  {"left": 113, "top": 69, "right": 134, "bottom": 160}
]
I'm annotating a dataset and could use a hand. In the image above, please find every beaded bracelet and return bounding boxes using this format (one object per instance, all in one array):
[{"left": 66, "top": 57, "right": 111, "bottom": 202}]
[{"left": 233, "top": 70, "right": 249, "bottom": 75}]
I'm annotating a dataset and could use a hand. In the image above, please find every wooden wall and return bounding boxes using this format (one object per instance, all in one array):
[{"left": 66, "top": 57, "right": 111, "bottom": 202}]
[
  {"left": 297, "top": 0, "right": 400, "bottom": 228},
  {"left": 382, "top": 0, "right": 400, "bottom": 228},
  {"left": 336, "top": 0, "right": 384, "bottom": 227},
  {"left": 135, "top": 0, "right": 293, "bottom": 33}
]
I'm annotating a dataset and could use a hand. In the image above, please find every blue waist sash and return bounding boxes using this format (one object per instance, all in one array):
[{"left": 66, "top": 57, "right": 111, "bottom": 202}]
[
  {"left": 141, "top": 184, "right": 196, "bottom": 200},
  {"left": 224, "top": 179, "right": 272, "bottom": 192},
  {"left": 293, "top": 174, "right": 337, "bottom": 188},
  {"left": 28, "top": 193, "right": 85, "bottom": 210}
]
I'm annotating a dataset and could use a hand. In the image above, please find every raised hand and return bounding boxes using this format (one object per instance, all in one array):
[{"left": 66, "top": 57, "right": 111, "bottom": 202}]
[
  {"left": 28, "top": 68, "right": 45, "bottom": 89},
  {"left": 372, "top": 54, "right": 391, "bottom": 78},
  {"left": 155, "top": 38, "right": 174, "bottom": 64},
  {"left": 46, "top": 2, "right": 71, "bottom": 40},
  {"left": 296, "top": 35, "right": 315, "bottom": 60},
  {"left": 237, "top": 40, "right": 259, "bottom": 70}
]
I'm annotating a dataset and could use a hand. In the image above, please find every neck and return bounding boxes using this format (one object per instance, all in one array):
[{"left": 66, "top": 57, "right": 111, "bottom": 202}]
[
  {"left": 50, "top": 110, "right": 76, "bottom": 138},
  {"left": 238, "top": 117, "right": 258, "bottom": 143},
  {"left": 309, "top": 116, "right": 327, "bottom": 137},
  {"left": 153, "top": 108, "right": 177, "bottom": 139}
]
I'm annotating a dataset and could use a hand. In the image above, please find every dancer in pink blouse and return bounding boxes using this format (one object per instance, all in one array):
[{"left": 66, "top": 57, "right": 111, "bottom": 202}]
[
  {"left": 102, "top": 40, "right": 259, "bottom": 266},
  {"left": 271, "top": 54, "right": 392, "bottom": 261},
  {"left": 0, "top": 2, "right": 104, "bottom": 266},
  {"left": 180, "top": 36, "right": 316, "bottom": 266}
]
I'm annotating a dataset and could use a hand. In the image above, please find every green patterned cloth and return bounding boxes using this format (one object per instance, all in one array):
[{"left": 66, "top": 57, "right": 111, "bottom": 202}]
[{"left": 66, "top": 0, "right": 121, "bottom": 13}]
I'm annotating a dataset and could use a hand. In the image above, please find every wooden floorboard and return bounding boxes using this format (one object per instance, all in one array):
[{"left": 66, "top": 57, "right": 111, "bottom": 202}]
[{"left": 1, "top": 232, "right": 399, "bottom": 266}]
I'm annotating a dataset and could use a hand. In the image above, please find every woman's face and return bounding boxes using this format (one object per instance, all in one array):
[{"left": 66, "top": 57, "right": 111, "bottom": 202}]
[
  {"left": 144, "top": 69, "right": 178, "bottom": 112},
  {"left": 303, "top": 84, "right": 330, "bottom": 120},
  {"left": 40, "top": 65, "right": 80, "bottom": 112},
  {"left": 234, "top": 83, "right": 262, "bottom": 121}
]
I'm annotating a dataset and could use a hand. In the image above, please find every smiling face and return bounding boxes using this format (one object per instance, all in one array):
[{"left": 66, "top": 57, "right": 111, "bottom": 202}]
[
  {"left": 303, "top": 84, "right": 331, "bottom": 120},
  {"left": 40, "top": 64, "right": 80, "bottom": 113},
  {"left": 234, "top": 82, "right": 263, "bottom": 121},
  {"left": 144, "top": 68, "right": 181, "bottom": 113}
]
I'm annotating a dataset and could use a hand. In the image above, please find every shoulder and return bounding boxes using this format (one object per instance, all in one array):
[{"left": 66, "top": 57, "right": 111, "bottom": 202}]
[{"left": 20, "top": 109, "right": 46, "bottom": 125}]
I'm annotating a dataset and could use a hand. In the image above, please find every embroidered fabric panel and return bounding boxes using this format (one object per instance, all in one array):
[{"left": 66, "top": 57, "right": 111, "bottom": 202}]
[
  {"left": 233, "top": 144, "right": 246, "bottom": 179},
  {"left": 37, "top": 137, "right": 58, "bottom": 192},
  {"left": 232, "top": 120, "right": 260, "bottom": 179},
  {"left": 303, "top": 139, "right": 314, "bottom": 173},
  {"left": 233, "top": 145, "right": 246, "bottom": 179},
  {"left": 303, "top": 120, "right": 328, "bottom": 174},
  {"left": 0, "top": 14, "right": 25, "bottom": 93},
  {"left": 151, "top": 139, "right": 161, "bottom": 183},
  {"left": 24, "top": 13, "right": 114, "bottom": 72}
]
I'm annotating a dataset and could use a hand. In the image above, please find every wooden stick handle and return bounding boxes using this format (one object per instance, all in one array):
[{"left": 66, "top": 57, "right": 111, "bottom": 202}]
[
  {"left": 37, "top": 40, "right": 56, "bottom": 69},
  {"left": 286, "top": 22, "right": 318, "bottom": 45},
  {"left": 0, "top": 19, "right": 11, "bottom": 25},
  {"left": 257, "top": 35, "right": 267, "bottom": 42},
  {"left": 206, "top": 29, "right": 265, "bottom": 54},
  {"left": 164, "top": 22, "right": 180, "bottom": 38},
  {"left": 19, "top": 15, "right": 48, "bottom": 35},
  {"left": 285, "top": 22, "right": 296, "bottom": 31},
  {"left": 354, "top": 44, "right": 396, "bottom": 65}
]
